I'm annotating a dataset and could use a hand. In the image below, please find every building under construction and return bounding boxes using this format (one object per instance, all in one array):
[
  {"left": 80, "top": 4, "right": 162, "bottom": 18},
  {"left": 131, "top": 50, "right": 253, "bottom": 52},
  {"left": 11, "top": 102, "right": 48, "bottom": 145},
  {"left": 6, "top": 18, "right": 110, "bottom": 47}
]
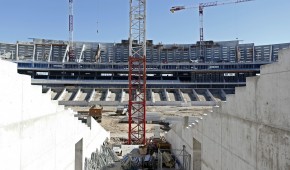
[
  {"left": 0, "top": 39, "right": 289, "bottom": 107},
  {"left": 0, "top": 0, "right": 290, "bottom": 169},
  {"left": 1, "top": 39, "right": 290, "bottom": 90}
]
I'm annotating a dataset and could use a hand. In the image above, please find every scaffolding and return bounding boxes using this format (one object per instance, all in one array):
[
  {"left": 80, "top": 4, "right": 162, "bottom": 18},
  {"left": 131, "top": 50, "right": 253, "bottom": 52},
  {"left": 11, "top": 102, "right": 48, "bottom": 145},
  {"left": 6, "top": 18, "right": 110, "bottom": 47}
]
[{"left": 84, "top": 145, "right": 120, "bottom": 170}]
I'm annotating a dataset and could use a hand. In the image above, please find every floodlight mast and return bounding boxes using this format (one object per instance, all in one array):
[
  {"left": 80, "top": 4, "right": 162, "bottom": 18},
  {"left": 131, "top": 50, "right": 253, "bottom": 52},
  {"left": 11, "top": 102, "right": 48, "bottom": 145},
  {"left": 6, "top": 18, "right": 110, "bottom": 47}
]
[{"left": 128, "top": 0, "right": 147, "bottom": 145}]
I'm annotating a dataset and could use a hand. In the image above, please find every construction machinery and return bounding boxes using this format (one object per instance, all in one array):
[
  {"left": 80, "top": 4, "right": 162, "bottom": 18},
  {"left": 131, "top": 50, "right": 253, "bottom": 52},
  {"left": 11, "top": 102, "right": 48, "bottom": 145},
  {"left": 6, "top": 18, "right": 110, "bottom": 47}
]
[
  {"left": 88, "top": 105, "right": 103, "bottom": 122},
  {"left": 77, "top": 105, "right": 103, "bottom": 123},
  {"left": 170, "top": 0, "right": 254, "bottom": 62}
]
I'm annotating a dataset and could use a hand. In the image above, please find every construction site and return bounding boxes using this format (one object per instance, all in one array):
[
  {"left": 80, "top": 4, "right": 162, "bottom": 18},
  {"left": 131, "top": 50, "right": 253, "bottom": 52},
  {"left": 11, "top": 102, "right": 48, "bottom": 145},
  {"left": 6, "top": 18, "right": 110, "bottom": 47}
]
[{"left": 0, "top": 0, "right": 290, "bottom": 170}]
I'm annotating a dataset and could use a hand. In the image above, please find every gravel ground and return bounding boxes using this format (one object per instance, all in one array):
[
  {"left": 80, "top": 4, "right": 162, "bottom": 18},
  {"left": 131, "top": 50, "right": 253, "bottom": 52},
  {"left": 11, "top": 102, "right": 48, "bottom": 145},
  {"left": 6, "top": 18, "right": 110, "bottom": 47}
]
[{"left": 68, "top": 105, "right": 212, "bottom": 138}]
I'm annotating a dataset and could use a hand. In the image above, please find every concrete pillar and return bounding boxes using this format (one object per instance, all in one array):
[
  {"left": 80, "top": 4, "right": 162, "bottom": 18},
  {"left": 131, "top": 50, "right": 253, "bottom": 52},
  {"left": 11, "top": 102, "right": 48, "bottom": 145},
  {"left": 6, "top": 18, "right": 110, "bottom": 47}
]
[
  {"left": 78, "top": 44, "right": 86, "bottom": 63},
  {"left": 63, "top": 45, "right": 69, "bottom": 63},
  {"left": 48, "top": 44, "right": 52, "bottom": 62},
  {"left": 220, "top": 89, "right": 227, "bottom": 101},
  {"left": 46, "top": 88, "right": 52, "bottom": 94},
  {"left": 32, "top": 44, "right": 36, "bottom": 62},
  {"left": 57, "top": 88, "right": 67, "bottom": 101},
  {"left": 192, "top": 138, "right": 201, "bottom": 170},
  {"left": 75, "top": 138, "right": 83, "bottom": 170},
  {"left": 183, "top": 116, "right": 189, "bottom": 128},
  {"left": 178, "top": 89, "right": 185, "bottom": 102},
  {"left": 150, "top": 89, "right": 155, "bottom": 103},
  {"left": 205, "top": 89, "right": 216, "bottom": 102},
  {"left": 269, "top": 45, "right": 273, "bottom": 62},
  {"left": 16, "top": 43, "right": 19, "bottom": 60},
  {"left": 163, "top": 89, "right": 169, "bottom": 101},
  {"left": 192, "top": 89, "right": 199, "bottom": 101},
  {"left": 252, "top": 45, "right": 255, "bottom": 63},
  {"left": 116, "top": 90, "right": 122, "bottom": 102},
  {"left": 88, "top": 89, "right": 95, "bottom": 102},
  {"left": 73, "top": 88, "right": 81, "bottom": 101},
  {"left": 120, "top": 89, "right": 125, "bottom": 102},
  {"left": 105, "top": 89, "right": 110, "bottom": 101}
]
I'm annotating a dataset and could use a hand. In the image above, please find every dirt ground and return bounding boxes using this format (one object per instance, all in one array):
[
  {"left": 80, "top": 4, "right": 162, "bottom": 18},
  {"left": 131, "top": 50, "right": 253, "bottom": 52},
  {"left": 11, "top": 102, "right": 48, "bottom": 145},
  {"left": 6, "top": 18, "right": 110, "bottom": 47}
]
[{"left": 68, "top": 105, "right": 212, "bottom": 139}]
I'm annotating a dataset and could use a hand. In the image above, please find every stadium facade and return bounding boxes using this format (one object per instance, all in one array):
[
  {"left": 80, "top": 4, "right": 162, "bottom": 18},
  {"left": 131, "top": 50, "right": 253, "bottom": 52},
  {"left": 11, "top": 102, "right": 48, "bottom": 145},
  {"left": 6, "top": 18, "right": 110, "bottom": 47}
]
[
  {"left": 1, "top": 39, "right": 289, "bottom": 88},
  {"left": 1, "top": 39, "right": 290, "bottom": 105}
]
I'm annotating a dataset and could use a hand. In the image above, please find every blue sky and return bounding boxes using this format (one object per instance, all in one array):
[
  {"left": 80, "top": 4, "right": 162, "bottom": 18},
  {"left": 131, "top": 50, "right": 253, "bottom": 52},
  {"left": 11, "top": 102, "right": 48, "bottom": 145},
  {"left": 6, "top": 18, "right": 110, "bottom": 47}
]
[{"left": 0, "top": 0, "right": 289, "bottom": 45}]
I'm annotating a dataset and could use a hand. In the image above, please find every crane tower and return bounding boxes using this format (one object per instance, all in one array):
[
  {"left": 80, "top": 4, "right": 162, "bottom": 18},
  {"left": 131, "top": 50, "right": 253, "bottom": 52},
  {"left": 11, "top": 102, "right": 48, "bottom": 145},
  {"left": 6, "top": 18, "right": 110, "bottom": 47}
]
[
  {"left": 171, "top": 0, "right": 254, "bottom": 61},
  {"left": 128, "top": 0, "right": 147, "bottom": 145},
  {"left": 68, "top": 0, "right": 74, "bottom": 61}
]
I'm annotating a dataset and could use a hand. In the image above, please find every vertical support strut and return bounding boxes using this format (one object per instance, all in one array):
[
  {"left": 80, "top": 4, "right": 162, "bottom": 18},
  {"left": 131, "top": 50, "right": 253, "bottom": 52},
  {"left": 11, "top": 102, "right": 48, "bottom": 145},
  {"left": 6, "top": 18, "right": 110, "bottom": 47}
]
[
  {"left": 128, "top": 0, "right": 147, "bottom": 145},
  {"left": 199, "top": 6, "right": 205, "bottom": 62},
  {"left": 69, "top": 0, "right": 74, "bottom": 62}
]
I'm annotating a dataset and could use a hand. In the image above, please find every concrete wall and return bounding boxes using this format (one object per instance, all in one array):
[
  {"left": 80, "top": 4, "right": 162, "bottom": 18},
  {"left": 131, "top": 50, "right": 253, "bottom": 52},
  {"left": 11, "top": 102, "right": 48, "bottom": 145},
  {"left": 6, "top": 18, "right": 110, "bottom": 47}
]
[
  {"left": 166, "top": 49, "right": 290, "bottom": 170},
  {"left": 0, "top": 59, "right": 110, "bottom": 170}
]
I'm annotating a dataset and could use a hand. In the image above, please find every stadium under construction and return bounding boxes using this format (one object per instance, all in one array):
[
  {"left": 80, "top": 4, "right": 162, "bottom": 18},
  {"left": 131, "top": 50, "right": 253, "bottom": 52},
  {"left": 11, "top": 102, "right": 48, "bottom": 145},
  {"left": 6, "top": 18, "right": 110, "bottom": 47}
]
[
  {"left": 1, "top": 0, "right": 290, "bottom": 169},
  {"left": 1, "top": 39, "right": 290, "bottom": 106}
]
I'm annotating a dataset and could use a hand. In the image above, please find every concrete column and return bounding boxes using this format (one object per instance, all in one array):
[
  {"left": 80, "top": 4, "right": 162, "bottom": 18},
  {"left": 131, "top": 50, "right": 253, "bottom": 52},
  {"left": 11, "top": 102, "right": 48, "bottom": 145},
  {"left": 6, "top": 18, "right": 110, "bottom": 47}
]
[
  {"left": 88, "top": 89, "right": 95, "bottom": 102},
  {"left": 183, "top": 116, "right": 189, "bottom": 128},
  {"left": 78, "top": 44, "right": 86, "bottom": 63},
  {"left": 63, "top": 45, "right": 69, "bottom": 63},
  {"left": 269, "top": 45, "right": 273, "bottom": 62},
  {"left": 16, "top": 43, "right": 19, "bottom": 60},
  {"left": 32, "top": 44, "right": 36, "bottom": 62},
  {"left": 220, "top": 89, "right": 227, "bottom": 101},
  {"left": 205, "top": 89, "right": 216, "bottom": 102},
  {"left": 75, "top": 138, "right": 83, "bottom": 170},
  {"left": 46, "top": 88, "right": 52, "bottom": 94},
  {"left": 178, "top": 89, "right": 185, "bottom": 102},
  {"left": 120, "top": 89, "right": 125, "bottom": 102},
  {"left": 192, "top": 89, "right": 199, "bottom": 101},
  {"left": 252, "top": 45, "right": 255, "bottom": 63},
  {"left": 104, "top": 89, "right": 110, "bottom": 101},
  {"left": 150, "top": 89, "right": 155, "bottom": 103},
  {"left": 73, "top": 88, "right": 81, "bottom": 101},
  {"left": 192, "top": 138, "right": 201, "bottom": 170},
  {"left": 57, "top": 88, "right": 67, "bottom": 101},
  {"left": 48, "top": 44, "right": 52, "bottom": 62},
  {"left": 163, "top": 89, "right": 169, "bottom": 101}
]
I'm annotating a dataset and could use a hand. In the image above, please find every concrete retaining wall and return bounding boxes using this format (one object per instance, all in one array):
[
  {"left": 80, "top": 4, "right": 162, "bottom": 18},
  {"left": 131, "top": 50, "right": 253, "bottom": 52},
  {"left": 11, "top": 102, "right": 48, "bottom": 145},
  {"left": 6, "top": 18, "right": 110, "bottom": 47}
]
[
  {"left": 0, "top": 59, "right": 110, "bottom": 170},
  {"left": 166, "top": 49, "right": 290, "bottom": 170}
]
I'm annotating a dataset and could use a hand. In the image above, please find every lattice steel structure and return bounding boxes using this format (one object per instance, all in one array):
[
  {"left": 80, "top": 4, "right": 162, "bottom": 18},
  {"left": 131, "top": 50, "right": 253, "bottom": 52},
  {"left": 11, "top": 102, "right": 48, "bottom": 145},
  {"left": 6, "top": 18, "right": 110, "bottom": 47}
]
[
  {"left": 171, "top": 0, "right": 254, "bottom": 62},
  {"left": 128, "top": 0, "right": 147, "bottom": 145},
  {"left": 68, "top": 0, "right": 74, "bottom": 61}
]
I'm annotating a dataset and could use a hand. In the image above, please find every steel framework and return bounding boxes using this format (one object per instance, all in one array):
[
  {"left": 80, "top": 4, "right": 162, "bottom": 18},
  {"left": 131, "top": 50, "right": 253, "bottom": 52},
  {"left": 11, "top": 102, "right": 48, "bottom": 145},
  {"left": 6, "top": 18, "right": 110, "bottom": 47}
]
[
  {"left": 171, "top": 0, "right": 254, "bottom": 61},
  {"left": 68, "top": 0, "right": 74, "bottom": 61},
  {"left": 128, "top": 0, "right": 147, "bottom": 145}
]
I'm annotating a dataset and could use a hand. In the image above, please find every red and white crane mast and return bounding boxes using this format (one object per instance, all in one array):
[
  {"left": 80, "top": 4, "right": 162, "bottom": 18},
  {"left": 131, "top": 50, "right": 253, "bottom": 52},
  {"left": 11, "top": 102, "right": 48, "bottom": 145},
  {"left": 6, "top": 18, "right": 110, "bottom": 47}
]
[{"left": 128, "top": 0, "right": 147, "bottom": 145}]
